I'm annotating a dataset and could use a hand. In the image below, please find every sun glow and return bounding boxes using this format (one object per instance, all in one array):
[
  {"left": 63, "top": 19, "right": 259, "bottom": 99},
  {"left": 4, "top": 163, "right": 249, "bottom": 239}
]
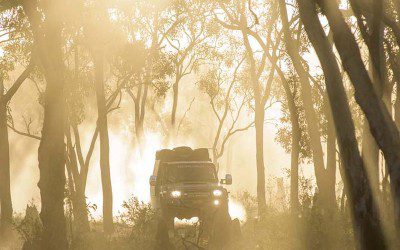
[
  {"left": 83, "top": 128, "right": 246, "bottom": 223},
  {"left": 85, "top": 131, "right": 163, "bottom": 217},
  {"left": 228, "top": 199, "right": 247, "bottom": 223},
  {"left": 131, "top": 132, "right": 163, "bottom": 203}
]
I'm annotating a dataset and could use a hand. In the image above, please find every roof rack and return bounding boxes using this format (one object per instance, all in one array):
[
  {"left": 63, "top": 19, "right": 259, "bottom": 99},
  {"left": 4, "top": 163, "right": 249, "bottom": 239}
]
[{"left": 156, "top": 147, "right": 211, "bottom": 162}]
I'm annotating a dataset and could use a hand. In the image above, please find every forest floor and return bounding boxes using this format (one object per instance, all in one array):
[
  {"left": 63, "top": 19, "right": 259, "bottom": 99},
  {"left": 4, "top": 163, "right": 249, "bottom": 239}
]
[{"left": 1, "top": 195, "right": 356, "bottom": 250}]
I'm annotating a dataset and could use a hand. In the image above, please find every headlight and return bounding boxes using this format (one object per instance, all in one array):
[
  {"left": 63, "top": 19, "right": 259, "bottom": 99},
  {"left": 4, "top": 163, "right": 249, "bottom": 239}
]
[
  {"left": 213, "top": 200, "right": 220, "bottom": 206},
  {"left": 170, "top": 190, "right": 181, "bottom": 198},
  {"left": 213, "top": 189, "right": 223, "bottom": 197}
]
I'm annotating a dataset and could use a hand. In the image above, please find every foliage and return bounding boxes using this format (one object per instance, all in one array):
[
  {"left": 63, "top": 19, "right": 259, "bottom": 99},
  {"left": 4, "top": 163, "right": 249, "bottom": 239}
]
[
  {"left": 119, "top": 197, "right": 157, "bottom": 249},
  {"left": 4, "top": 0, "right": 400, "bottom": 249},
  {"left": 236, "top": 178, "right": 354, "bottom": 250},
  {"left": 14, "top": 203, "right": 43, "bottom": 249}
]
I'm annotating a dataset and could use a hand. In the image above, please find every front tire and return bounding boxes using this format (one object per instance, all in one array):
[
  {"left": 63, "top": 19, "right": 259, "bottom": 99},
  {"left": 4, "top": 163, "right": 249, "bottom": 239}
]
[
  {"left": 209, "top": 202, "right": 232, "bottom": 249},
  {"left": 155, "top": 216, "right": 175, "bottom": 250}
]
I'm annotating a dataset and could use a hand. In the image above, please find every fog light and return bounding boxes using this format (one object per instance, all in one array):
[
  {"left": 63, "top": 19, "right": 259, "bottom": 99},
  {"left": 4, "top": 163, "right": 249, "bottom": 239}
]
[
  {"left": 213, "top": 189, "right": 223, "bottom": 197},
  {"left": 213, "top": 200, "right": 220, "bottom": 206},
  {"left": 171, "top": 190, "right": 181, "bottom": 198}
]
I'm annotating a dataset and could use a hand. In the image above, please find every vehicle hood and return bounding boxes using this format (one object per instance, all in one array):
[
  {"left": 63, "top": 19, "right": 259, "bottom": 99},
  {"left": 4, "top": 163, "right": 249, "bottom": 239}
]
[{"left": 164, "top": 182, "right": 220, "bottom": 191}]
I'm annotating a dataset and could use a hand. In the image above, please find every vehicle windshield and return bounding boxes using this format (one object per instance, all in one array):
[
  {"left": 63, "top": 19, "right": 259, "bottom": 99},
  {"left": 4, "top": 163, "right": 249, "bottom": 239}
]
[{"left": 165, "top": 163, "right": 217, "bottom": 183}]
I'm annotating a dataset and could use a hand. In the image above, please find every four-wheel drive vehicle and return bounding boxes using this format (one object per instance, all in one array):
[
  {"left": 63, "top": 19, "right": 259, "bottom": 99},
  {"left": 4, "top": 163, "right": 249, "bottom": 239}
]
[{"left": 149, "top": 146, "right": 234, "bottom": 247}]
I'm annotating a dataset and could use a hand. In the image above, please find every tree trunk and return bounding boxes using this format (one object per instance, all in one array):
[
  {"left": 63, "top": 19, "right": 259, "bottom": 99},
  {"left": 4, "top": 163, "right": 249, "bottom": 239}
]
[
  {"left": 132, "top": 82, "right": 147, "bottom": 155},
  {"left": 94, "top": 51, "right": 113, "bottom": 234},
  {"left": 171, "top": 77, "right": 180, "bottom": 129},
  {"left": 135, "top": 119, "right": 145, "bottom": 153},
  {"left": 137, "top": 120, "right": 146, "bottom": 154},
  {"left": 0, "top": 95, "right": 12, "bottom": 234},
  {"left": 362, "top": 123, "right": 380, "bottom": 195},
  {"left": 296, "top": 0, "right": 386, "bottom": 248},
  {"left": 37, "top": 53, "right": 68, "bottom": 249},
  {"left": 325, "top": 102, "right": 336, "bottom": 212},
  {"left": 23, "top": 3, "right": 69, "bottom": 248},
  {"left": 322, "top": 101, "right": 338, "bottom": 248},
  {"left": 241, "top": 26, "right": 267, "bottom": 214},
  {"left": 290, "top": 124, "right": 300, "bottom": 213},
  {"left": 255, "top": 102, "right": 266, "bottom": 213},
  {"left": 65, "top": 128, "right": 90, "bottom": 232},
  {"left": 70, "top": 176, "right": 90, "bottom": 234},
  {"left": 278, "top": 72, "right": 300, "bottom": 213},
  {"left": 396, "top": 82, "right": 400, "bottom": 130},
  {"left": 361, "top": 56, "right": 384, "bottom": 202},
  {"left": 22, "top": 1, "right": 69, "bottom": 247}
]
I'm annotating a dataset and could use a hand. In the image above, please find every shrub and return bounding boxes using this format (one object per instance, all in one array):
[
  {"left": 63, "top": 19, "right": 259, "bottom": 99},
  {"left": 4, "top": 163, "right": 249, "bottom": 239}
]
[{"left": 119, "top": 197, "right": 157, "bottom": 249}]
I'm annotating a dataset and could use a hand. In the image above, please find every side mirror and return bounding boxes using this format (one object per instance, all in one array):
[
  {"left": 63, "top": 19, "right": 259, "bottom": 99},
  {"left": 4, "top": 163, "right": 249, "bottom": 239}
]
[
  {"left": 149, "top": 175, "right": 157, "bottom": 186},
  {"left": 220, "top": 174, "right": 232, "bottom": 185}
]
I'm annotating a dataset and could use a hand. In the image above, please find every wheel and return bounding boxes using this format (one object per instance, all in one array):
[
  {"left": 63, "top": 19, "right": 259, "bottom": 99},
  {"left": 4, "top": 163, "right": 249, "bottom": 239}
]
[
  {"left": 231, "top": 218, "right": 242, "bottom": 240},
  {"left": 209, "top": 203, "right": 232, "bottom": 249},
  {"left": 155, "top": 216, "right": 175, "bottom": 250}
]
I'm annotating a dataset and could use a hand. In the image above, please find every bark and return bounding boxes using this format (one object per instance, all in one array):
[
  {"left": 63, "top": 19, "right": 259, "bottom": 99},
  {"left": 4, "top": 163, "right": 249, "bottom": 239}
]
[
  {"left": 167, "top": 82, "right": 178, "bottom": 145},
  {"left": 94, "top": 52, "right": 113, "bottom": 233},
  {"left": 254, "top": 102, "right": 267, "bottom": 212},
  {"left": 277, "top": 70, "right": 300, "bottom": 213},
  {"left": 127, "top": 78, "right": 148, "bottom": 154},
  {"left": 362, "top": 123, "right": 380, "bottom": 195},
  {"left": 65, "top": 127, "right": 90, "bottom": 232},
  {"left": 325, "top": 100, "right": 336, "bottom": 212},
  {"left": 396, "top": 84, "right": 400, "bottom": 129},
  {"left": 296, "top": 0, "right": 386, "bottom": 248},
  {"left": 64, "top": 83, "right": 121, "bottom": 233},
  {"left": 171, "top": 76, "right": 180, "bottom": 129},
  {"left": 389, "top": 46, "right": 400, "bottom": 129},
  {"left": 0, "top": 85, "right": 12, "bottom": 234},
  {"left": 138, "top": 82, "right": 148, "bottom": 151},
  {"left": 241, "top": 30, "right": 267, "bottom": 213},
  {"left": 360, "top": 30, "right": 386, "bottom": 201},
  {"left": 318, "top": 0, "right": 400, "bottom": 231},
  {"left": 23, "top": 0, "right": 69, "bottom": 248},
  {"left": 36, "top": 35, "right": 68, "bottom": 250},
  {"left": 65, "top": 46, "right": 91, "bottom": 233},
  {"left": 349, "top": 0, "right": 384, "bottom": 86},
  {"left": 337, "top": 150, "right": 348, "bottom": 212},
  {"left": 279, "top": 0, "right": 335, "bottom": 210},
  {"left": 74, "top": 125, "right": 99, "bottom": 193}
]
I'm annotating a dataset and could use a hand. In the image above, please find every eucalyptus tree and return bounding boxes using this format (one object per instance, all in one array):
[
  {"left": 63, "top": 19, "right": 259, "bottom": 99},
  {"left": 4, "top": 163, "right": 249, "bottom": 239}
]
[
  {"left": 163, "top": 1, "right": 214, "bottom": 142},
  {"left": 292, "top": 0, "right": 386, "bottom": 247},
  {"left": 213, "top": 0, "right": 284, "bottom": 213},
  {"left": 198, "top": 53, "right": 254, "bottom": 170},
  {"left": 22, "top": 0, "right": 69, "bottom": 247},
  {"left": 315, "top": 0, "right": 400, "bottom": 233},
  {"left": 113, "top": 0, "right": 175, "bottom": 152},
  {"left": 0, "top": 66, "right": 34, "bottom": 233},
  {"left": 274, "top": 70, "right": 302, "bottom": 214},
  {"left": 91, "top": 5, "right": 114, "bottom": 234},
  {"left": 0, "top": 4, "right": 34, "bottom": 235},
  {"left": 62, "top": 38, "right": 93, "bottom": 233},
  {"left": 279, "top": 1, "right": 337, "bottom": 215},
  {"left": 214, "top": 0, "right": 306, "bottom": 215}
]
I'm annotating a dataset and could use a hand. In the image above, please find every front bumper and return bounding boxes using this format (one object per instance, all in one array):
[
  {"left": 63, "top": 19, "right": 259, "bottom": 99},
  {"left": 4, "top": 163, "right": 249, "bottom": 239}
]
[{"left": 163, "top": 197, "right": 227, "bottom": 219}]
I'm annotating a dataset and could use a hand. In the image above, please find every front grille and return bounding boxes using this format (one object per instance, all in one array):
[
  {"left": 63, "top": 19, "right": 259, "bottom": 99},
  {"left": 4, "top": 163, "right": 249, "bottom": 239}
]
[{"left": 183, "top": 191, "right": 210, "bottom": 198}]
